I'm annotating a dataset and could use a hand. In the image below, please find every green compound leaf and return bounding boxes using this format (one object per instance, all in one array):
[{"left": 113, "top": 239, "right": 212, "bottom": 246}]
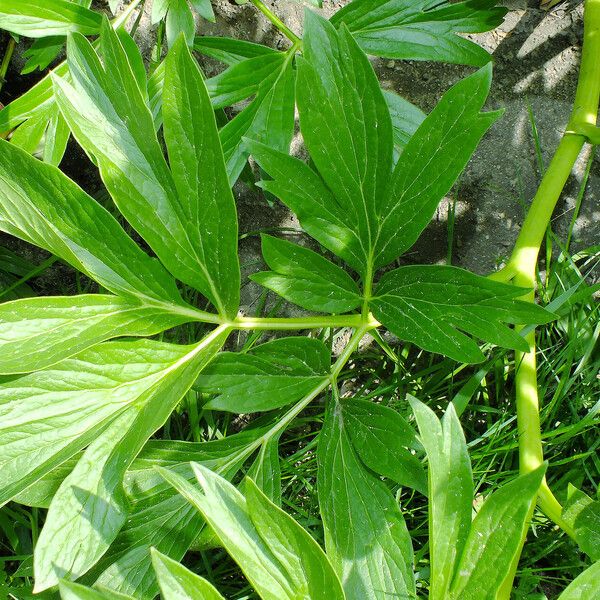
[
  {"left": 197, "top": 337, "right": 330, "bottom": 412},
  {"left": 251, "top": 234, "right": 362, "bottom": 314},
  {"left": 158, "top": 463, "right": 344, "bottom": 600},
  {"left": 557, "top": 560, "right": 600, "bottom": 600},
  {"left": 33, "top": 328, "right": 228, "bottom": 591},
  {"left": 342, "top": 398, "right": 427, "bottom": 494},
  {"left": 372, "top": 265, "right": 555, "bottom": 363},
  {"left": 318, "top": 399, "right": 415, "bottom": 600},
  {"left": 374, "top": 64, "right": 502, "bottom": 267},
  {"left": 296, "top": 11, "right": 393, "bottom": 278},
  {"left": 449, "top": 465, "right": 547, "bottom": 600},
  {"left": 53, "top": 22, "right": 240, "bottom": 317},
  {"left": 151, "top": 549, "right": 226, "bottom": 600},
  {"left": 0, "top": 0, "right": 101, "bottom": 37},
  {"left": 0, "top": 295, "right": 188, "bottom": 375},
  {"left": 410, "top": 398, "right": 472, "bottom": 600},
  {"left": 331, "top": 0, "right": 507, "bottom": 66},
  {"left": 0, "top": 140, "right": 183, "bottom": 306}
]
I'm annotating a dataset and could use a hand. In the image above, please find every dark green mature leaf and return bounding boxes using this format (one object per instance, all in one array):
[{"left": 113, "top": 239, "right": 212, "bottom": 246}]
[
  {"left": 383, "top": 89, "right": 426, "bottom": 161},
  {"left": 410, "top": 398, "right": 472, "bottom": 600},
  {"left": 251, "top": 235, "right": 362, "bottom": 313},
  {"left": 331, "top": 0, "right": 507, "bottom": 66},
  {"left": 194, "top": 36, "right": 278, "bottom": 66},
  {"left": 558, "top": 560, "right": 600, "bottom": 600},
  {"left": 162, "top": 36, "right": 240, "bottom": 316},
  {"left": 0, "top": 140, "right": 183, "bottom": 306},
  {"left": 374, "top": 64, "right": 501, "bottom": 266},
  {"left": 0, "top": 295, "right": 188, "bottom": 374},
  {"left": 342, "top": 399, "right": 427, "bottom": 494},
  {"left": 296, "top": 11, "right": 393, "bottom": 278},
  {"left": 221, "top": 53, "right": 295, "bottom": 183},
  {"left": 197, "top": 337, "right": 330, "bottom": 412},
  {"left": 159, "top": 464, "right": 345, "bottom": 600},
  {"left": 0, "top": 0, "right": 101, "bottom": 37},
  {"left": 449, "top": 465, "right": 547, "bottom": 599},
  {"left": 60, "top": 580, "right": 135, "bottom": 600},
  {"left": 562, "top": 485, "right": 600, "bottom": 560},
  {"left": 33, "top": 328, "right": 229, "bottom": 591},
  {"left": 206, "top": 53, "right": 286, "bottom": 108},
  {"left": 318, "top": 400, "right": 415, "bottom": 600},
  {"left": 373, "top": 265, "right": 555, "bottom": 363},
  {"left": 53, "top": 22, "right": 240, "bottom": 317},
  {"left": 152, "top": 549, "right": 225, "bottom": 600}
]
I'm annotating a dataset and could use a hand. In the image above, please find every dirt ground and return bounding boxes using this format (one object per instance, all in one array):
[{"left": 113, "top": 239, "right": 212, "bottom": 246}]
[{"left": 2, "top": 0, "right": 598, "bottom": 309}]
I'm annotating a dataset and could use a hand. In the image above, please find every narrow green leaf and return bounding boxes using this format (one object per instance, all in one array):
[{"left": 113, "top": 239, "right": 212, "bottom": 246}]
[
  {"left": 194, "top": 36, "right": 277, "bottom": 65},
  {"left": 151, "top": 549, "right": 225, "bottom": 600},
  {"left": 163, "top": 36, "right": 240, "bottom": 317},
  {"left": 558, "top": 560, "right": 600, "bottom": 600},
  {"left": 190, "top": 0, "right": 216, "bottom": 22},
  {"left": 342, "top": 398, "right": 427, "bottom": 494},
  {"left": 197, "top": 337, "right": 330, "bottom": 412},
  {"left": 206, "top": 53, "right": 286, "bottom": 109},
  {"left": 244, "top": 477, "right": 345, "bottom": 600},
  {"left": 410, "top": 398, "right": 472, "bottom": 599},
  {"left": 374, "top": 65, "right": 502, "bottom": 267},
  {"left": 251, "top": 234, "right": 362, "bottom": 313},
  {"left": 318, "top": 400, "right": 415, "bottom": 599},
  {"left": 0, "top": 0, "right": 101, "bottom": 37},
  {"left": 449, "top": 465, "right": 547, "bottom": 599},
  {"left": 166, "top": 0, "right": 195, "bottom": 47},
  {"left": 562, "top": 485, "right": 600, "bottom": 560},
  {"left": 220, "top": 55, "right": 295, "bottom": 184},
  {"left": 0, "top": 295, "right": 187, "bottom": 374},
  {"left": 0, "top": 139, "right": 183, "bottom": 306},
  {"left": 246, "top": 436, "right": 282, "bottom": 505},
  {"left": 382, "top": 89, "right": 425, "bottom": 161},
  {"left": 33, "top": 328, "right": 228, "bottom": 591},
  {"left": 331, "top": 0, "right": 507, "bottom": 66},
  {"left": 60, "top": 580, "right": 135, "bottom": 600},
  {"left": 372, "top": 265, "right": 555, "bottom": 363},
  {"left": 296, "top": 11, "right": 392, "bottom": 276},
  {"left": 157, "top": 464, "right": 297, "bottom": 600},
  {"left": 54, "top": 21, "right": 239, "bottom": 316},
  {"left": 22, "top": 36, "right": 65, "bottom": 74}
]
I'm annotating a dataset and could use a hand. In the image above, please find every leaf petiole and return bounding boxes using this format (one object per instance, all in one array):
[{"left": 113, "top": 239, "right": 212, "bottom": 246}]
[{"left": 249, "top": 0, "right": 302, "bottom": 46}]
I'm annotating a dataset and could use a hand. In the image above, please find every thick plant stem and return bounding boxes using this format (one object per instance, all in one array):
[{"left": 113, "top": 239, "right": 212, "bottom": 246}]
[
  {"left": 249, "top": 0, "right": 302, "bottom": 45},
  {"left": 496, "top": 1, "right": 600, "bottom": 593}
]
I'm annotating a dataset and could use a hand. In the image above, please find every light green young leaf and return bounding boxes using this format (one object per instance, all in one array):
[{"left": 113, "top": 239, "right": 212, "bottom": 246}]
[
  {"left": 0, "top": 139, "right": 183, "bottom": 306},
  {"left": 34, "top": 328, "right": 229, "bottom": 591},
  {"left": 372, "top": 265, "right": 555, "bottom": 363},
  {"left": 0, "top": 295, "right": 188, "bottom": 374},
  {"left": 0, "top": 0, "right": 101, "bottom": 37},
  {"left": 197, "top": 337, "right": 330, "bottom": 412},
  {"left": 558, "top": 560, "right": 600, "bottom": 600},
  {"left": 331, "top": 0, "right": 507, "bottom": 66},
  {"left": 296, "top": 11, "right": 393, "bottom": 278},
  {"left": 318, "top": 400, "right": 415, "bottom": 600},
  {"left": 0, "top": 338, "right": 205, "bottom": 507},
  {"left": 206, "top": 53, "right": 286, "bottom": 109},
  {"left": 251, "top": 234, "right": 362, "bottom": 314},
  {"left": 245, "top": 436, "right": 282, "bottom": 505},
  {"left": 449, "top": 465, "right": 547, "bottom": 599},
  {"left": 410, "top": 398, "right": 472, "bottom": 600},
  {"left": 374, "top": 65, "right": 501, "bottom": 267},
  {"left": 166, "top": 0, "right": 195, "bottom": 47},
  {"left": 53, "top": 21, "right": 239, "bottom": 317},
  {"left": 60, "top": 580, "right": 135, "bottom": 600},
  {"left": 194, "top": 36, "right": 278, "bottom": 66},
  {"left": 342, "top": 399, "right": 427, "bottom": 494},
  {"left": 151, "top": 548, "right": 225, "bottom": 600},
  {"left": 562, "top": 485, "right": 600, "bottom": 560},
  {"left": 190, "top": 0, "right": 215, "bottom": 22},
  {"left": 221, "top": 54, "right": 295, "bottom": 183}
]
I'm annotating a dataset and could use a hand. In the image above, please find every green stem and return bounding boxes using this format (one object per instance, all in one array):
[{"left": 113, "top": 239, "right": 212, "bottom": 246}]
[
  {"left": 0, "top": 36, "right": 15, "bottom": 94},
  {"left": 249, "top": 0, "right": 302, "bottom": 45},
  {"left": 496, "top": 1, "right": 600, "bottom": 585},
  {"left": 232, "top": 313, "right": 379, "bottom": 331}
]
